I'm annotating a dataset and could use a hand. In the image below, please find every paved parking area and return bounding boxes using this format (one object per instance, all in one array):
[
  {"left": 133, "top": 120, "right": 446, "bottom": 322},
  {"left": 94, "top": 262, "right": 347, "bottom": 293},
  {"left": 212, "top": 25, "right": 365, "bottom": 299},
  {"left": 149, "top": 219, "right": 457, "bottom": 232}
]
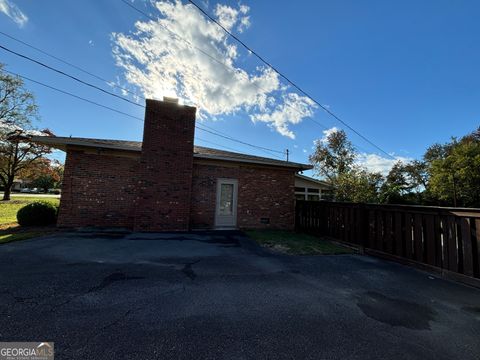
[{"left": 0, "top": 231, "right": 479, "bottom": 359}]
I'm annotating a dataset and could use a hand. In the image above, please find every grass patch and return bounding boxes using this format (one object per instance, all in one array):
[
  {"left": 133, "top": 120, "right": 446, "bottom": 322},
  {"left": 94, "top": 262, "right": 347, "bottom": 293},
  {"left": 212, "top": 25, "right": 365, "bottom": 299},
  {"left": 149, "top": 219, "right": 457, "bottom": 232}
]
[
  {"left": 246, "top": 230, "right": 355, "bottom": 255},
  {"left": 0, "top": 196, "right": 59, "bottom": 244},
  {"left": 0, "top": 195, "right": 60, "bottom": 226}
]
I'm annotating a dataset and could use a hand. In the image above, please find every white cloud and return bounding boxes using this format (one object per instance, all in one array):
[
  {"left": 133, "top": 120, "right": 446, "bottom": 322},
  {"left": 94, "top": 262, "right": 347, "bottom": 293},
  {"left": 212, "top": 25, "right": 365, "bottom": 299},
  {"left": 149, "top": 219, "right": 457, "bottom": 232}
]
[
  {"left": 319, "top": 126, "right": 339, "bottom": 144},
  {"left": 356, "top": 153, "right": 412, "bottom": 175},
  {"left": 214, "top": 3, "right": 250, "bottom": 32},
  {"left": 112, "top": 0, "right": 316, "bottom": 138},
  {"left": 252, "top": 93, "right": 316, "bottom": 139},
  {"left": 0, "top": 0, "right": 28, "bottom": 27}
]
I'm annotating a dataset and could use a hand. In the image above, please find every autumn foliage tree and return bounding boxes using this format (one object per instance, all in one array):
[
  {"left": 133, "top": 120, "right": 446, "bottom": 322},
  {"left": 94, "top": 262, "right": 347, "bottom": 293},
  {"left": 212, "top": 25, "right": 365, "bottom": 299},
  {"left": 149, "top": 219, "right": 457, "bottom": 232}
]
[
  {"left": 0, "top": 65, "right": 52, "bottom": 200},
  {"left": 19, "top": 158, "right": 63, "bottom": 193}
]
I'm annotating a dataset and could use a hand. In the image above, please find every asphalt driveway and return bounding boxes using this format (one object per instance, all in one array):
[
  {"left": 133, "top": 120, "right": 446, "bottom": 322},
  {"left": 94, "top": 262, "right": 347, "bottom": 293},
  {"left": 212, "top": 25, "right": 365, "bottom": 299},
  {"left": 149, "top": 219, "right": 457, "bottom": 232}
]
[{"left": 0, "top": 231, "right": 479, "bottom": 359}]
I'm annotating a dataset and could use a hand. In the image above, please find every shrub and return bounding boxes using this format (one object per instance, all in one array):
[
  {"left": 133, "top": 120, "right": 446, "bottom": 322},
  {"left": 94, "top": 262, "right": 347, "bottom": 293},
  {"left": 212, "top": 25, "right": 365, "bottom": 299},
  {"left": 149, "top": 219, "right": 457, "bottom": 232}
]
[{"left": 17, "top": 201, "right": 58, "bottom": 226}]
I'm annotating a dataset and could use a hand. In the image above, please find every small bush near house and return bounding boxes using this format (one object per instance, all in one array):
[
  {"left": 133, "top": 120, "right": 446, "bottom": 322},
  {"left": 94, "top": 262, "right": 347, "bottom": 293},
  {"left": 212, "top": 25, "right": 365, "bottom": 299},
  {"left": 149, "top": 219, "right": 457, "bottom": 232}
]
[{"left": 17, "top": 201, "right": 58, "bottom": 227}]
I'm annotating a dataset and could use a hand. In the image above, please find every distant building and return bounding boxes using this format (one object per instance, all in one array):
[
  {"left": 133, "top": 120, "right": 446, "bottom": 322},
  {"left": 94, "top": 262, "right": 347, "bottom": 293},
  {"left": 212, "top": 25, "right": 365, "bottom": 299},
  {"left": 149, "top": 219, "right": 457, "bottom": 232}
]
[{"left": 295, "top": 174, "right": 333, "bottom": 201}]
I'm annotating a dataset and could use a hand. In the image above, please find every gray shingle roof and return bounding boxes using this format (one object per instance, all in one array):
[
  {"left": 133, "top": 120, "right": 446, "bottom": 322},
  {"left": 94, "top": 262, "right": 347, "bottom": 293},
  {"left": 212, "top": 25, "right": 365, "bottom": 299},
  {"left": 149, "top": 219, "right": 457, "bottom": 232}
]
[{"left": 31, "top": 136, "right": 312, "bottom": 170}]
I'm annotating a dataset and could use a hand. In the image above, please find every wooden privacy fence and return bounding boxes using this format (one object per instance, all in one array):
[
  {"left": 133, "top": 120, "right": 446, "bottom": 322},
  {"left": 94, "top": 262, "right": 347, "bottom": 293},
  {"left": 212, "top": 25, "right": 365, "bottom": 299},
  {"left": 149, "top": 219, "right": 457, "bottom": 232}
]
[{"left": 295, "top": 200, "right": 480, "bottom": 283}]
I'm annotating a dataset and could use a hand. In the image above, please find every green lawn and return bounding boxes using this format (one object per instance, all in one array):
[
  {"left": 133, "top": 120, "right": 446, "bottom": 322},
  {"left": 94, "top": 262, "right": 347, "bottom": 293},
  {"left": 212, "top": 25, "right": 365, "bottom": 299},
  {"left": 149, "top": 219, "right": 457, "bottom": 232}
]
[
  {"left": 0, "top": 195, "right": 60, "bottom": 226},
  {"left": 0, "top": 195, "right": 60, "bottom": 244},
  {"left": 246, "top": 230, "right": 355, "bottom": 255}
]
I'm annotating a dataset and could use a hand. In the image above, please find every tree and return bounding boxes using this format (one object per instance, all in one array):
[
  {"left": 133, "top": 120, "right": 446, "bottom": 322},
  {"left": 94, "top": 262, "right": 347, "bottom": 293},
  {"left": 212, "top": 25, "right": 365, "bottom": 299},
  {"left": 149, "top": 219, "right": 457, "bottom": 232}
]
[
  {"left": 20, "top": 158, "right": 63, "bottom": 193},
  {"left": 336, "top": 166, "right": 383, "bottom": 203},
  {"left": 379, "top": 161, "right": 409, "bottom": 204},
  {"left": 378, "top": 160, "right": 429, "bottom": 204},
  {"left": 0, "top": 65, "right": 52, "bottom": 200},
  {"left": 403, "top": 160, "right": 429, "bottom": 190},
  {"left": 309, "top": 129, "right": 356, "bottom": 183},
  {"left": 428, "top": 132, "right": 480, "bottom": 207},
  {"left": 309, "top": 129, "right": 386, "bottom": 202}
]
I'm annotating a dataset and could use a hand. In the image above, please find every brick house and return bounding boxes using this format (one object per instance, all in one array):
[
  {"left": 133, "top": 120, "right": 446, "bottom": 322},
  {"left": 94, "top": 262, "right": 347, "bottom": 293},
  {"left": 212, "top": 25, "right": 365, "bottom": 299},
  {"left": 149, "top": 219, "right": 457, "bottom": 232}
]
[{"left": 30, "top": 98, "right": 311, "bottom": 232}]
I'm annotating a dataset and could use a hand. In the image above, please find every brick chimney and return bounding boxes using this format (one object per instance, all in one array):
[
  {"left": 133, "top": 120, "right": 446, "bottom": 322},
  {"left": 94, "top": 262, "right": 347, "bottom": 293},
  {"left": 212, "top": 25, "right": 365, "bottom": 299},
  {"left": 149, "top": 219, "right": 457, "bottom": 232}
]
[{"left": 134, "top": 98, "right": 197, "bottom": 231}]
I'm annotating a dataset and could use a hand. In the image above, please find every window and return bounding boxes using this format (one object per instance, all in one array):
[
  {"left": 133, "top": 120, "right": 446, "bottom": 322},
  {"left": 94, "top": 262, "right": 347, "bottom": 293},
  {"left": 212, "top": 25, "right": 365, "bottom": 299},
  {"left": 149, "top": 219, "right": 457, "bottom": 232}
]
[
  {"left": 219, "top": 183, "right": 234, "bottom": 215},
  {"left": 295, "top": 186, "right": 321, "bottom": 201},
  {"left": 295, "top": 184, "right": 333, "bottom": 201},
  {"left": 320, "top": 189, "right": 334, "bottom": 201}
]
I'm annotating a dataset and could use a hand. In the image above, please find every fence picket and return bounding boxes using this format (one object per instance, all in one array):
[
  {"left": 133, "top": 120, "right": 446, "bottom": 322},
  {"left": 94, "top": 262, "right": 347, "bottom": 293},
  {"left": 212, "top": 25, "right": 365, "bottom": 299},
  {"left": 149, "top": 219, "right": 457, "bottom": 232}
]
[
  {"left": 413, "top": 214, "right": 424, "bottom": 262},
  {"left": 394, "top": 212, "right": 403, "bottom": 256},
  {"left": 447, "top": 216, "right": 458, "bottom": 273},
  {"left": 295, "top": 201, "right": 480, "bottom": 281},
  {"left": 405, "top": 213, "right": 414, "bottom": 260},
  {"left": 460, "top": 218, "right": 474, "bottom": 277},
  {"left": 425, "top": 215, "right": 436, "bottom": 266}
]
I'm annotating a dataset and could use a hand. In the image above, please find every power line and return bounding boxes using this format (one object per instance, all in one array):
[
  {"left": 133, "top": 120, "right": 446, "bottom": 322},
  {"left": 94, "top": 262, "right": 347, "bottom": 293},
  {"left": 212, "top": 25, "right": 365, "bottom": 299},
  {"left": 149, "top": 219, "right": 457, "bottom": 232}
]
[
  {"left": 187, "top": 0, "right": 395, "bottom": 160},
  {"left": 195, "top": 137, "right": 243, "bottom": 153},
  {"left": 0, "top": 44, "right": 142, "bottom": 108},
  {"left": 119, "top": 0, "right": 333, "bottom": 139},
  {"left": 196, "top": 125, "right": 284, "bottom": 159},
  {"left": 0, "top": 40, "right": 287, "bottom": 157},
  {"left": 195, "top": 137, "right": 284, "bottom": 162},
  {"left": 0, "top": 6, "right": 389, "bottom": 159},
  {"left": 0, "top": 39, "right": 287, "bottom": 157},
  {"left": 197, "top": 123, "right": 284, "bottom": 154},
  {"left": 0, "top": 30, "right": 139, "bottom": 98},
  {"left": 4, "top": 69, "right": 144, "bottom": 122},
  {"left": 198, "top": 122, "right": 287, "bottom": 158},
  {"left": 6, "top": 69, "right": 285, "bottom": 158},
  {"left": 0, "top": 29, "right": 303, "bottom": 140},
  {"left": 119, "top": 0, "right": 243, "bottom": 77},
  {"left": 121, "top": 0, "right": 392, "bottom": 159}
]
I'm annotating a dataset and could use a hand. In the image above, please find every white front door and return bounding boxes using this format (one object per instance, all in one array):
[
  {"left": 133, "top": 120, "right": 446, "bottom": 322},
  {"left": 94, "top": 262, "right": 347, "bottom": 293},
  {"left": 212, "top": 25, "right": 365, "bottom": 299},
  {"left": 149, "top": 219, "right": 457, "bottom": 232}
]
[{"left": 215, "top": 179, "right": 238, "bottom": 228}]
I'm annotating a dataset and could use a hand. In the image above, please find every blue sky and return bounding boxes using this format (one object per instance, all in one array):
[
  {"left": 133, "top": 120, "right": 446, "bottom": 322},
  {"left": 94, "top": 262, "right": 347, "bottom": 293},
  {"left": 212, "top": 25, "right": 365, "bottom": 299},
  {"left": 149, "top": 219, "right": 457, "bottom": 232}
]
[{"left": 1, "top": 0, "right": 479, "bottom": 176}]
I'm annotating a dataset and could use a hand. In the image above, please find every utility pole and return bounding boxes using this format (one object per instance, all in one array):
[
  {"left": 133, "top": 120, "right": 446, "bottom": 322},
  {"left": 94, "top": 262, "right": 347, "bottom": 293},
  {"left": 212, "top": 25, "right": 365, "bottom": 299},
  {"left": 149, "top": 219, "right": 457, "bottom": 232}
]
[{"left": 285, "top": 149, "right": 289, "bottom": 162}]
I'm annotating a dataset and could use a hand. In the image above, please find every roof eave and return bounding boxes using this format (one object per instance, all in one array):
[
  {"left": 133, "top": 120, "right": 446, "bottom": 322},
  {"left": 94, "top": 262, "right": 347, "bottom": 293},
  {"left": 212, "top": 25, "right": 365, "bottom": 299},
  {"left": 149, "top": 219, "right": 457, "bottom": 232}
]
[
  {"left": 295, "top": 174, "right": 331, "bottom": 187},
  {"left": 30, "top": 136, "right": 140, "bottom": 152},
  {"left": 194, "top": 153, "right": 312, "bottom": 170},
  {"left": 30, "top": 136, "right": 312, "bottom": 170}
]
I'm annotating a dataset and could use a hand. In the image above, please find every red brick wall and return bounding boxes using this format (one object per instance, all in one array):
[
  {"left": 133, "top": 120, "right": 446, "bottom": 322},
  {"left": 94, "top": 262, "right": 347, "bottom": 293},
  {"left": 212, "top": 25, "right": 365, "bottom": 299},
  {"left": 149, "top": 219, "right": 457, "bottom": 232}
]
[
  {"left": 190, "top": 161, "right": 296, "bottom": 230},
  {"left": 57, "top": 150, "right": 139, "bottom": 228},
  {"left": 58, "top": 152, "right": 296, "bottom": 230},
  {"left": 134, "top": 100, "right": 197, "bottom": 231},
  {"left": 56, "top": 98, "right": 295, "bottom": 231}
]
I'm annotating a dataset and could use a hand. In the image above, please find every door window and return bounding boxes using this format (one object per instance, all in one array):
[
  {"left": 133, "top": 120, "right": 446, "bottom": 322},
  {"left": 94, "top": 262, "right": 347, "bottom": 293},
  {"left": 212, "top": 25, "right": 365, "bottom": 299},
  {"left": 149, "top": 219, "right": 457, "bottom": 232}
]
[{"left": 219, "top": 183, "right": 234, "bottom": 215}]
